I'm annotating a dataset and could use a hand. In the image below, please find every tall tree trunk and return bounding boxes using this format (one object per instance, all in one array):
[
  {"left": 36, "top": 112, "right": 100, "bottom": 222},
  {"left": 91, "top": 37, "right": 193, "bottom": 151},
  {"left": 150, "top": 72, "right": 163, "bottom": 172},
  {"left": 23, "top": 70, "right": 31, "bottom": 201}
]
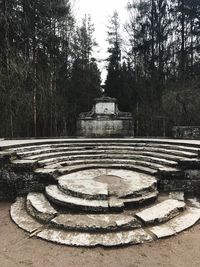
[{"left": 180, "top": 0, "right": 186, "bottom": 81}]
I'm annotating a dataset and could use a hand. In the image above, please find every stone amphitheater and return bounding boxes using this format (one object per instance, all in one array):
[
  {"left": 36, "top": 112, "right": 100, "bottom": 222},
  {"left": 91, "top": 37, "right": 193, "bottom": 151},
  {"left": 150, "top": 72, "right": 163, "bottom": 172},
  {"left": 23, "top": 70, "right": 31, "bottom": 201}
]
[{"left": 1, "top": 138, "right": 200, "bottom": 247}]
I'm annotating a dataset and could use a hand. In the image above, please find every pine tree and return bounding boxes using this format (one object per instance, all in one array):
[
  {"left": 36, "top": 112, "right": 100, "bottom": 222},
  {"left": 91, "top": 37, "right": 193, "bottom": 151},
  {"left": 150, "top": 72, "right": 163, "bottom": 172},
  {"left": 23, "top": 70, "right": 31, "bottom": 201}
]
[{"left": 104, "top": 11, "right": 122, "bottom": 101}]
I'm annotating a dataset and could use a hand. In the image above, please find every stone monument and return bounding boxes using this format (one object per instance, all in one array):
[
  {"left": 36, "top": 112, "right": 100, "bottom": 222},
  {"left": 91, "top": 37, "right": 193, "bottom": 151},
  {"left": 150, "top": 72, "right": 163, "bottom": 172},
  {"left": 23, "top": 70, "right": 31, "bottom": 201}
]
[{"left": 77, "top": 96, "right": 134, "bottom": 137}]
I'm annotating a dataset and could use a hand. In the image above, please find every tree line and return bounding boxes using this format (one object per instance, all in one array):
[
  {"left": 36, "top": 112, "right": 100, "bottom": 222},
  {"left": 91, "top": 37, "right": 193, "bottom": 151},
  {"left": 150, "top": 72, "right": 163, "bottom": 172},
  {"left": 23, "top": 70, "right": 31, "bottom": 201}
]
[
  {"left": 0, "top": 0, "right": 101, "bottom": 137},
  {"left": 1, "top": 0, "right": 200, "bottom": 138},
  {"left": 105, "top": 0, "right": 200, "bottom": 136}
]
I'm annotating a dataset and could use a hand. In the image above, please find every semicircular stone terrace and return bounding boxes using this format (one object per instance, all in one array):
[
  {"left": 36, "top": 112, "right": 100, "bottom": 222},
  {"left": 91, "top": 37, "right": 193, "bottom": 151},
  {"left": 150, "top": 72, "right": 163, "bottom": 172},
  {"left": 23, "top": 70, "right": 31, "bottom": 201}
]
[{"left": 1, "top": 138, "right": 200, "bottom": 247}]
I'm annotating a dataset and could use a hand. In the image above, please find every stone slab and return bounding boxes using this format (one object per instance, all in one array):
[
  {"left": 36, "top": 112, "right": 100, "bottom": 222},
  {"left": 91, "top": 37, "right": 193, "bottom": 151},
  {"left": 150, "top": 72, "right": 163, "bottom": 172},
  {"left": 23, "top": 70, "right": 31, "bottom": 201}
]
[
  {"left": 38, "top": 154, "right": 178, "bottom": 168},
  {"left": 150, "top": 207, "right": 200, "bottom": 238},
  {"left": 58, "top": 179, "right": 108, "bottom": 200},
  {"left": 45, "top": 185, "right": 109, "bottom": 212},
  {"left": 37, "top": 228, "right": 152, "bottom": 247},
  {"left": 136, "top": 199, "right": 185, "bottom": 224},
  {"left": 58, "top": 168, "right": 157, "bottom": 199},
  {"left": 51, "top": 213, "right": 140, "bottom": 231},
  {"left": 10, "top": 198, "right": 42, "bottom": 233},
  {"left": 57, "top": 163, "right": 157, "bottom": 176},
  {"left": 123, "top": 191, "right": 158, "bottom": 206},
  {"left": 169, "top": 191, "right": 185, "bottom": 201},
  {"left": 108, "top": 197, "right": 125, "bottom": 210},
  {"left": 107, "top": 169, "right": 156, "bottom": 198},
  {"left": 1, "top": 138, "right": 200, "bottom": 150},
  {"left": 27, "top": 193, "right": 57, "bottom": 222},
  {"left": 16, "top": 146, "right": 198, "bottom": 159}
]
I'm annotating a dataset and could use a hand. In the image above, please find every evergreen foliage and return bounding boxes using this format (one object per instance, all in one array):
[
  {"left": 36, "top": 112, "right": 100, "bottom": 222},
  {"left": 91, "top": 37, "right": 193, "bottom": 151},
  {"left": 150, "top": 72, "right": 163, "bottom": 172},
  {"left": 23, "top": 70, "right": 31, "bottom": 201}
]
[{"left": 1, "top": 0, "right": 200, "bottom": 137}]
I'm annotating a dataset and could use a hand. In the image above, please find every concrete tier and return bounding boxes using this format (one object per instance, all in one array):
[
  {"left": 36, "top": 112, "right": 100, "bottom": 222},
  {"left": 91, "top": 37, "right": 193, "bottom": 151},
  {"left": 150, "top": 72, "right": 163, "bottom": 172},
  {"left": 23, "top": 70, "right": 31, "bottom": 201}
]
[
  {"left": 37, "top": 228, "right": 152, "bottom": 247},
  {"left": 45, "top": 185, "right": 110, "bottom": 212},
  {"left": 136, "top": 199, "right": 186, "bottom": 225},
  {"left": 51, "top": 214, "right": 141, "bottom": 232},
  {"left": 26, "top": 192, "right": 57, "bottom": 222},
  {"left": 58, "top": 169, "right": 157, "bottom": 200},
  {"left": 10, "top": 197, "right": 200, "bottom": 247},
  {"left": 150, "top": 207, "right": 200, "bottom": 238}
]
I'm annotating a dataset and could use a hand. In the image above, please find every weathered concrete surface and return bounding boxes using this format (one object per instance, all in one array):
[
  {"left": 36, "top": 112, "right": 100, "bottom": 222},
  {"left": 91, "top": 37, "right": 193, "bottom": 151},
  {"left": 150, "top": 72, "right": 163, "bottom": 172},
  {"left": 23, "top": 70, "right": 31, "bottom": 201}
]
[
  {"left": 150, "top": 207, "right": 200, "bottom": 238},
  {"left": 27, "top": 192, "right": 57, "bottom": 222},
  {"left": 37, "top": 153, "right": 178, "bottom": 167},
  {"left": 1, "top": 137, "right": 200, "bottom": 203},
  {"left": 58, "top": 179, "right": 108, "bottom": 200},
  {"left": 45, "top": 185, "right": 109, "bottom": 212},
  {"left": 169, "top": 191, "right": 185, "bottom": 201},
  {"left": 9, "top": 195, "right": 200, "bottom": 247},
  {"left": 106, "top": 169, "right": 156, "bottom": 198},
  {"left": 37, "top": 228, "right": 152, "bottom": 247},
  {"left": 10, "top": 198, "right": 42, "bottom": 233},
  {"left": 10, "top": 198, "right": 153, "bottom": 247},
  {"left": 77, "top": 97, "right": 133, "bottom": 137},
  {"left": 3, "top": 201, "right": 200, "bottom": 267},
  {"left": 58, "top": 168, "right": 157, "bottom": 200},
  {"left": 51, "top": 214, "right": 140, "bottom": 232},
  {"left": 122, "top": 191, "right": 159, "bottom": 206},
  {"left": 58, "top": 163, "right": 158, "bottom": 176},
  {"left": 77, "top": 119, "right": 133, "bottom": 138},
  {"left": 136, "top": 199, "right": 185, "bottom": 225},
  {"left": 1, "top": 137, "right": 200, "bottom": 149},
  {"left": 57, "top": 162, "right": 158, "bottom": 176}
]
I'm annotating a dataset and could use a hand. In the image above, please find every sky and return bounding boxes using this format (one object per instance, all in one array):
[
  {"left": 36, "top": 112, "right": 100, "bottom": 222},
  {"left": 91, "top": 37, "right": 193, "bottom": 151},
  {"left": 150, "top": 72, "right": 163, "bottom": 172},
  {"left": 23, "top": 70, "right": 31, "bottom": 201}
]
[{"left": 71, "top": 0, "right": 129, "bottom": 82}]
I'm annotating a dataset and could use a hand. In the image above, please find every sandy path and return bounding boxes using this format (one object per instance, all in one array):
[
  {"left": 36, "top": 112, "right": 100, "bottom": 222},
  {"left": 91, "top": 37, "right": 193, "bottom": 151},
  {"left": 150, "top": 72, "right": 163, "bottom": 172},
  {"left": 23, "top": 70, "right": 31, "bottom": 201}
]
[{"left": 1, "top": 202, "right": 200, "bottom": 267}]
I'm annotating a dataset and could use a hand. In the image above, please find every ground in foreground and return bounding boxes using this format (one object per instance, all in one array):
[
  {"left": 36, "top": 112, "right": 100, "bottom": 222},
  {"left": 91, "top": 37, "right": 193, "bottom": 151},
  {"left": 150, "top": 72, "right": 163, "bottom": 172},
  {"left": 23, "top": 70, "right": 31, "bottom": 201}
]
[{"left": 1, "top": 202, "right": 200, "bottom": 267}]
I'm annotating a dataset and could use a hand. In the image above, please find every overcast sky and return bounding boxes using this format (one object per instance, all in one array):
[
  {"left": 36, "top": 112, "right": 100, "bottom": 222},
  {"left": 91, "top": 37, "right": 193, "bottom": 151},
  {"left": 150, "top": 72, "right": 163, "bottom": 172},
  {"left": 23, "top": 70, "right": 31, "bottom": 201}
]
[{"left": 71, "top": 0, "right": 129, "bottom": 82}]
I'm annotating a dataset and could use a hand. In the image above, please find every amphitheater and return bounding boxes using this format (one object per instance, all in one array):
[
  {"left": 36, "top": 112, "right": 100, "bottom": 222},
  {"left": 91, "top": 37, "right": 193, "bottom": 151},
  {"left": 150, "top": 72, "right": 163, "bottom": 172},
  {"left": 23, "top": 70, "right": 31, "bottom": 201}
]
[{"left": 1, "top": 138, "right": 200, "bottom": 247}]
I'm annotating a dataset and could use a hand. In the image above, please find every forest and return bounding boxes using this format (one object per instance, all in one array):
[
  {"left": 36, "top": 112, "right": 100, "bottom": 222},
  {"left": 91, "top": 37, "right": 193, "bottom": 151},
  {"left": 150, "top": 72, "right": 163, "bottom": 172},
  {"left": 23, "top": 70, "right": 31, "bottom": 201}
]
[{"left": 0, "top": 0, "right": 200, "bottom": 138}]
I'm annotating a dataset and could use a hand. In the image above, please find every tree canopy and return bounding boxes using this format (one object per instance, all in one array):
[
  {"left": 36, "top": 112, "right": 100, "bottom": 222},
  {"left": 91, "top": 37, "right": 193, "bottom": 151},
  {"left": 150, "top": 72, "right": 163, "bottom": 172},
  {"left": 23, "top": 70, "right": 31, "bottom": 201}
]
[{"left": 1, "top": 0, "right": 200, "bottom": 137}]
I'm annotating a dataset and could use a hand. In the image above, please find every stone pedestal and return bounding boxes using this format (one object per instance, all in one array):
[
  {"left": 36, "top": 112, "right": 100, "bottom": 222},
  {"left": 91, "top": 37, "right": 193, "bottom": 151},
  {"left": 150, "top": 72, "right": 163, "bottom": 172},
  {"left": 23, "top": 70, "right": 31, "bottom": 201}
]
[{"left": 77, "top": 97, "right": 134, "bottom": 137}]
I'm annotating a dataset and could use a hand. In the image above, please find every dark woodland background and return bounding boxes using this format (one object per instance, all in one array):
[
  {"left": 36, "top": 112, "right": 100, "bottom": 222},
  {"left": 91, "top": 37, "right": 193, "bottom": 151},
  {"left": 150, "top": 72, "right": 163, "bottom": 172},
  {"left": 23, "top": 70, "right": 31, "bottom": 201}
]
[{"left": 1, "top": 0, "right": 200, "bottom": 138}]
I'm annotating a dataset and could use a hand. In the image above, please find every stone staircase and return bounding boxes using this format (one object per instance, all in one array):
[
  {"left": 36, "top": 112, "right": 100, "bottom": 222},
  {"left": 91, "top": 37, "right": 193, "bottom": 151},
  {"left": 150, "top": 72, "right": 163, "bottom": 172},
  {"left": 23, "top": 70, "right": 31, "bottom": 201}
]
[
  {"left": 10, "top": 191, "right": 200, "bottom": 247},
  {"left": 3, "top": 140, "right": 200, "bottom": 179},
  {"left": 1, "top": 138, "right": 200, "bottom": 246},
  {"left": 1, "top": 139, "right": 200, "bottom": 194}
]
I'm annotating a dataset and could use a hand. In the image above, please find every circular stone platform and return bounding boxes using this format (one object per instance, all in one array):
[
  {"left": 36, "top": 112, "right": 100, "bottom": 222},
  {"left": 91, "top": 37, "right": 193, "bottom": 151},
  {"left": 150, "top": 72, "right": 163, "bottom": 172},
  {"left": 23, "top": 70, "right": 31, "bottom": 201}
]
[{"left": 58, "top": 169, "right": 157, "bottom": 201}]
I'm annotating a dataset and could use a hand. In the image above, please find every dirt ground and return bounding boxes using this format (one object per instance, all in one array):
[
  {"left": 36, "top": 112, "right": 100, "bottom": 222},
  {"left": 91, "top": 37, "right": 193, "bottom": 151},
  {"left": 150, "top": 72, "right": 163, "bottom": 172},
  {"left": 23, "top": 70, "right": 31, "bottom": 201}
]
[{"left": 1, "top": 202, "right": 200, "bottom": 267}]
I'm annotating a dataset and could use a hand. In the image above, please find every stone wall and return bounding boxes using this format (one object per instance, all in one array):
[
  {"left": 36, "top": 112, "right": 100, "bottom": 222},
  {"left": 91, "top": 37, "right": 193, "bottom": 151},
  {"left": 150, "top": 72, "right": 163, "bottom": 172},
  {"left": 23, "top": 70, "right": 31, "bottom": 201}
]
[
  {"left": 173, "top": 126, "right": 200, "bottom": 139},
  {"left": 0, "top": 160, "right": 55, "bottom": 201},
  {"left": 77, "top": 119, "right": 133, "bottom": 137}
]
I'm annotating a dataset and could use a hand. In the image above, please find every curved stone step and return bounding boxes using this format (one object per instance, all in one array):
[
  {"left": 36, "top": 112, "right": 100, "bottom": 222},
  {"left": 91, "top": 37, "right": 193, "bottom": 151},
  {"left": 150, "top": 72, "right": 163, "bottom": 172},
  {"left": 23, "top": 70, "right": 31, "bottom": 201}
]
[
  {"left": 10, "top": 198, "right": 43, "bottom": 233},
  {"left": 51, "top": 213, "right": 141, "bottom": 232},
  {"left": 20, "top": 148, "right": 195, "bottom": 162},
  {"left": 16, "top": 145, "right": 198, "bottom": 159},
  {"left": 149, "top": 207, "right": 200, "bottom": 238},
  {"left": 9, "top": 141, "right": 200, "bottom": 155},
  {"left": 10, "top": 198, "right": 153, "bottom": 247},
  {"left": 57, "top": 163, "right": 157, "bottom": 176},
  {"left": 45, "top": 185, "right": 110, "bottom": 212},
  {"left": 24, "top": 151, "right": 181, "bottom": 166},
  {"left": 37, "top": 153, "right": 178, "bottom": 167},
  {"left": 136, "top": 199, "right": 186, "bottom": 225},
  {"left": 120, "top": 191, "right": 159, "bottom": 206},
  {"left": 47, "top": 159, "right": 164, "bottom": 171},
  {"left": 37, "top": 227, "right": 153, "bottom": 247},
  {"left": 58, "top": 179, "right": 108, "bottom": 200},
  {"left": 26, "top": 192, "right": 57, "bottom": 222},
  {"left": 35, "top": 164, "right": 155, "bottom": 181}
]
